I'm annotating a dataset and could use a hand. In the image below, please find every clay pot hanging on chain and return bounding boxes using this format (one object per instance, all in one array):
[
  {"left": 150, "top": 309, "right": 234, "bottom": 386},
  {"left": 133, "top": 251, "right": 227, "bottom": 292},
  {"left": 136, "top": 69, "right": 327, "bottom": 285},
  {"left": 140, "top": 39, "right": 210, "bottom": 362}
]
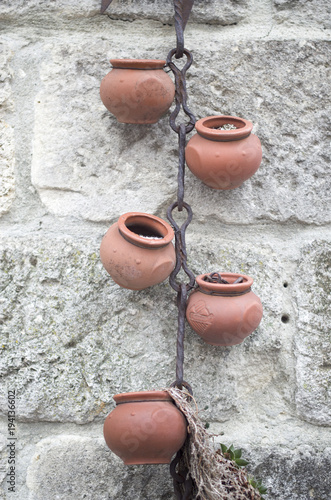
[
  {"left": 103, "top": 390, "right": 187, "bottom": 465},
  {"left": 100, "top": 212, "right": 175, "bottom": 290},
  {"left": 185, "top": 115, "right": 262, "bottom": 190},
  {"left": 186, "top": 272, "right": 263, "bottom": 346},
  {"left": 100, "top": 59, "right": 175, "bottom": 124}
]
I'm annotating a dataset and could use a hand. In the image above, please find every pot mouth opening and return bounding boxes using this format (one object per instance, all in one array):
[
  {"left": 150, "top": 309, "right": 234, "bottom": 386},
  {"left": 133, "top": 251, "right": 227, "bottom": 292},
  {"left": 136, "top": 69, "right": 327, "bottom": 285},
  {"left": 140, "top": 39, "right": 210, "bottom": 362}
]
[
  {"left": 202, "top": 272, "right": 244, "bottom": 284},
  {"left": 126, "top": 222, "right": 164, "bottom": 239},
  {"left": 204, "top": 117, "right": 245, "bottom": 129},
  {"left": 211, "top": 123, "right": 238, "bottom": 131},
  {"left": 110, "top": 59, "right": 166, "bottom": 70},
  {"left": 195, "top": 115, "right": 253, "bottom": 142},
  {"left": 196, "top": 272, "right": 253, "bottom": 293},
  {"left": 118, "top": 213, "right": 174, "bottom": 248}
]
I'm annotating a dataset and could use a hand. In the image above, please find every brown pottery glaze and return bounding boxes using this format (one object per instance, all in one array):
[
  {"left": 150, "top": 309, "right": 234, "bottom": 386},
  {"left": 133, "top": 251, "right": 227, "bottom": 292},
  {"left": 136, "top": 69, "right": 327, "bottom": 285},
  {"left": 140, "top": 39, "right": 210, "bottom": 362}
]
[
  {"left": 186, "top": 273, "right": 263, "bottom": 346},
  {"left": 100, "top": 212, "right": 175, "bottom": 290},
  {"left": 103, "top": 390, "right": 187, "bottom": 465},
  {"left": 185, "top": 116, "right": 262, "bottom": 190},
  {"left": 100, "top": 59, "right": 175, "bottom": 124}
]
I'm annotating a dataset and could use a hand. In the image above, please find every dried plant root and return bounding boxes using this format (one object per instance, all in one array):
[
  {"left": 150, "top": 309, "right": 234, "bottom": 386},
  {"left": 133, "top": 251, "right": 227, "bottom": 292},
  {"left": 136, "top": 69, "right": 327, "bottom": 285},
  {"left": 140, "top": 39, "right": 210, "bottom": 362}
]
[{"left": 166, "top": 387, "right": 261, "bottom": 500}]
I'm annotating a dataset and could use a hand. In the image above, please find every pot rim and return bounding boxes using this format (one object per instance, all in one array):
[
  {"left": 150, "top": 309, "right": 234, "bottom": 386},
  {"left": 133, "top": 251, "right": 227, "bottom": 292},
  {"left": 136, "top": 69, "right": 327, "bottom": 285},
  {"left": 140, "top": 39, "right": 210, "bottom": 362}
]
[
  {"left": 113, "top": 390, "right": 173, "bottom": 404},
  {"left": 196, "top": 272, "right": 253, "bottom": 293},
  {"left": 110, "top": 59, "right": 166, "bottom": 70},
  {"left": 195, "top": 115, "right": 253, "bottom": 142},
  {"left": 118, "top": 212, "right": 174, "bottom": 249}
]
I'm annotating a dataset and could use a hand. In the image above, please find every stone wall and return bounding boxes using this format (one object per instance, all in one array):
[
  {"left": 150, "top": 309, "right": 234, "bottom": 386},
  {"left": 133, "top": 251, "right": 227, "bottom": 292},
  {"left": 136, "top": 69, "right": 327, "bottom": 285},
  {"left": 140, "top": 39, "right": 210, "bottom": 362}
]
[{"left": 0, "top": 1, "right": 330, "bottom": 499}]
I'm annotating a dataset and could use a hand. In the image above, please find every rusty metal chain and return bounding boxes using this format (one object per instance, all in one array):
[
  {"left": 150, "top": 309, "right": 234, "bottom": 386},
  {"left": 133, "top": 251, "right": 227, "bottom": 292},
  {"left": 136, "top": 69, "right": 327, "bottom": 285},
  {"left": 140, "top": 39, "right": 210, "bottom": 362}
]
[
  {"left": 166, "top": 3, "right": 196, "bottom": 392},
  {"left": 168, "top": 3, "right": 196, "bottom": 499},
  {"left": 170, "top": 448, "right": 195, "bottom": 500}
]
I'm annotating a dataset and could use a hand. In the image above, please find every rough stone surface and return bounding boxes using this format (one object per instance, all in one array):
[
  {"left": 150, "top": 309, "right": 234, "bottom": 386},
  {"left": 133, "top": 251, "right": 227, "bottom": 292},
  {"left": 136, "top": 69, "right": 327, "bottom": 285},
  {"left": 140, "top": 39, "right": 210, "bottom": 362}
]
[
  {"left": 0, "top": 44, "right": 15, "bottom": 217},
  {"left": 274, "top": 0, "right": 331, "bottom": 30},
  {"left": 25, "top": 435, "right": 173, "bottom": 500},
  {"left": 31, "top": 35, "right": 177, "bottom": 222},
  {"left": 102, "top": 0, "right": 249, "bottom": 26},
  {"left": 0, "top": 122, "right": 15, "bottom": 217},
  {"left": 22, "top": 437, "right": 331, "bottom": 500},
  {"left": 0, "top": 0, "right": 101, "bottom": 19},
  {"left": 0, "top": 0, "right": 248, "bottom": 26},
  {"left": 294, "top": 240, "right": 331, "bottom": 426},
  {"left": 249, "top": 445, "right": 331, "bottom": 500},
  {"left": 0, "top": 44, "right": 12, "bottom": 112},
  {"left": 0, "top": 236, "right": 158, "bottom": 423}
]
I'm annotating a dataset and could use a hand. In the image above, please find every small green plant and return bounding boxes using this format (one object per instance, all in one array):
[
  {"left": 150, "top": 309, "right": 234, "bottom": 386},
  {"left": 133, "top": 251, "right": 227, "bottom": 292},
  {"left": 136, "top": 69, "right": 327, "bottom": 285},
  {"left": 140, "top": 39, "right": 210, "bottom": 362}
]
[
  {"left": 220, "top": 443, "right": 249, "bottom": 467},
  {"left": 220, "top": 444, "right": 268, "bottom": 499},
  {"left": 248, "top": 477, "right": 268, "bottom": 498}
]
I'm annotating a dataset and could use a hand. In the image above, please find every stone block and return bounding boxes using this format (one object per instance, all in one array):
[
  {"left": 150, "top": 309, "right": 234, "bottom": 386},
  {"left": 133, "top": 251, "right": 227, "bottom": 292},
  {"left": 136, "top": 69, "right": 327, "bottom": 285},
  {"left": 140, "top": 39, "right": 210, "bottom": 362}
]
[
  {"left": 274, "top": 0, "right": 331, "bottom": 30},
  {"left": 24, "top": 439, "right": 331, "bottom": 499},
  {"left": 294, "top": 240, "right": 331, "bottom": 425},
  {"left": 185, "top": 39, "right": 331, "bottom": 225},
  {"left": 26, "top": 435, "right": 173, "bottom": 500},
  {"left": 0, "top": 233, "right": 296, "bottom": 425},
  {"left": 31, "top": 35, "right": 330, "bottom": 225}
]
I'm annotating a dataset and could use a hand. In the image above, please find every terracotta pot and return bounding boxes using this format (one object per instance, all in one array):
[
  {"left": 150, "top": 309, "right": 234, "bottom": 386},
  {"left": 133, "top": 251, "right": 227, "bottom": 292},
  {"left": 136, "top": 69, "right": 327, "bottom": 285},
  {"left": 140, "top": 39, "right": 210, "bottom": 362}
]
[
  {"left": 100, "top": 212, "right": 175, "bottom": 290},
  {"left": 103, "top": 390, "right": 187, "bottom": 465},
  {"left": 100, "top": 59, "right": 175, "bottom": 124},
  {"left": 185, "top": 115, "right": 262, "bottom": 190},
  {"left": 186, "top": 273, "right": 263, "bottom": 346}
]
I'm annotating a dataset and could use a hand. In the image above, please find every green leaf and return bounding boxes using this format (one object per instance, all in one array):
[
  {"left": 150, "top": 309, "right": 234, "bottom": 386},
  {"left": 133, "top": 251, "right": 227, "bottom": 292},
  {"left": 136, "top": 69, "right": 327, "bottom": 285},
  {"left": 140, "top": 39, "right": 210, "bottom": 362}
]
[
  {"left": 249, "top": 478, "right": 257, "bottom": 488},
  {"left": 229, "top": 449, "right": 235, "bottom": 460},
  {"left": 220, "top": 444, "right": 228, "bottom": 454},
  {"left": 229, "top": 444, "right": 235, "bottom": 453},
  {"left": 235, "top": 458, "right": 249, "bottom": 467},
  {"left": 259, "top": 486, "right": 268, "bottom": 494},
  {"left": 234, "top": 448, "right": 242, "bottom": 459}
]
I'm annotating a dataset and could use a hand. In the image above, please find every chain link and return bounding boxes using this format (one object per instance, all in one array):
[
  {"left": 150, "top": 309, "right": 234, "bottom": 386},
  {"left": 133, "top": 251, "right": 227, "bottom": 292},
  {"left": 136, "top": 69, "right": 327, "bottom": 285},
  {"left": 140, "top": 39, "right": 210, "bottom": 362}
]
[
  {"left": 166, "top": 48, "right": 196, "bottom": 134},
  {"left": 173, "top": 0, "right": 195, "bottom": 59},
  {"left": 100, "top": 0, "right": 113, "bottom": 14}
]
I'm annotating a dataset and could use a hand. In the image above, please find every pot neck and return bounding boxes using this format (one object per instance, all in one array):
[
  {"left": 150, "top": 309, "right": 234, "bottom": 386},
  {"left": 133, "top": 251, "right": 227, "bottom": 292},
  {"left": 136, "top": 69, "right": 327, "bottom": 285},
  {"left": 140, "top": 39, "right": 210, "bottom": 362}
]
[
  {"left": 118, "top": 213, "right": 174, "bottom": 249},
  {"left": 110, "top": 59, "right": 166, "bottom": 70},
  {"left": 114, "top": 390, "right": 173, "bottom": 404},
  {"left": 195, "top": 115, "right": 253, "bottom": 142},
  {"left": 196, "top": 273, "right": 253, "bottom": 295},
  {"left": 196, "top": 286, "right": 252, "bottom": 297}
]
